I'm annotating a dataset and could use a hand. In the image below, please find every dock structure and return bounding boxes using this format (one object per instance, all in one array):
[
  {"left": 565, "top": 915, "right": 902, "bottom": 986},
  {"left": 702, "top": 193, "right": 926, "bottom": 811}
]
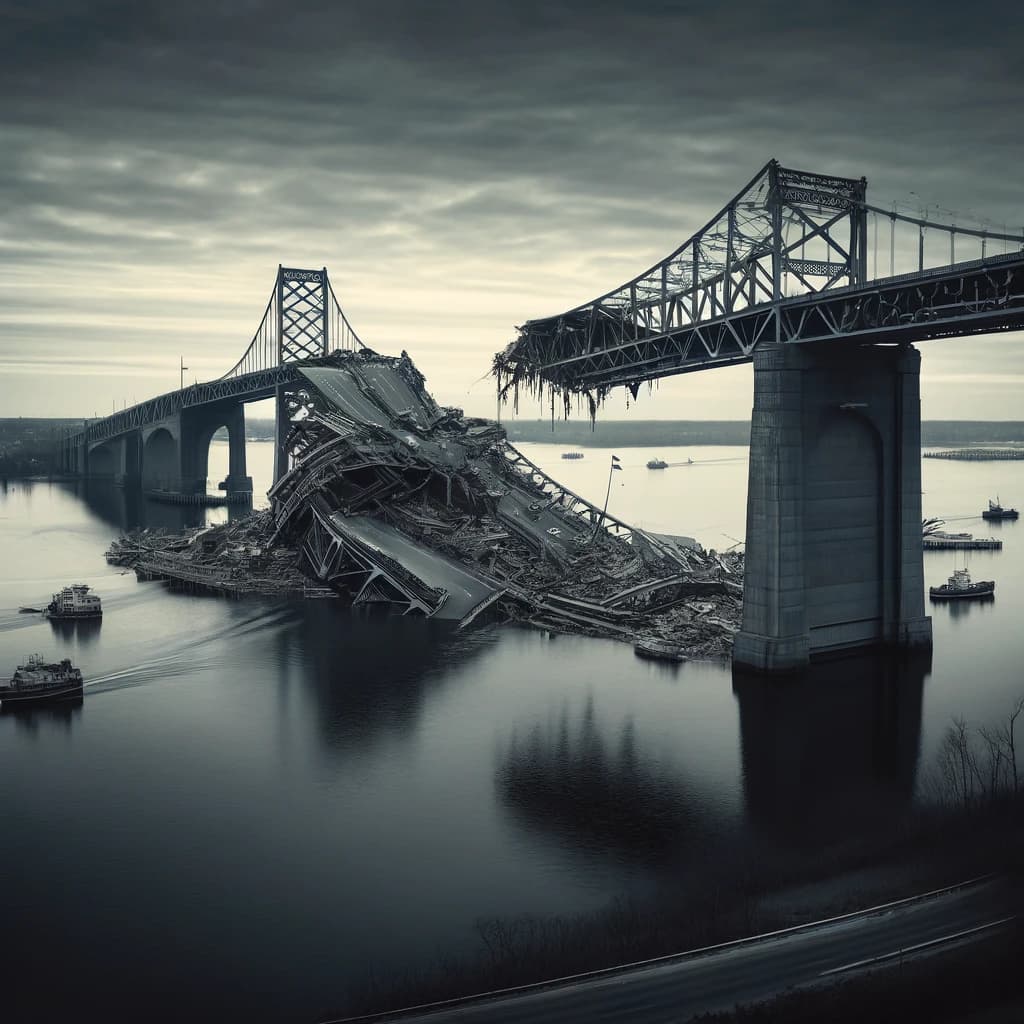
[
  {"left": 144, "top": 488, "right": 251, "bottom": 506},
  {"left": 922, "top": 536, "right": 1002, "bottom": 550},
  {"left": 923, "top": 448, "right": 1024, "bottom": 460}
]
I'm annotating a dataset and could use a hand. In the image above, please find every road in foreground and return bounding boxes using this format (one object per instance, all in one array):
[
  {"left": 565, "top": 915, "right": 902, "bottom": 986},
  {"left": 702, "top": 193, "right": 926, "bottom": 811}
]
[{"left": 355, "top": 878, "right": 1013, "bottom": 1024}]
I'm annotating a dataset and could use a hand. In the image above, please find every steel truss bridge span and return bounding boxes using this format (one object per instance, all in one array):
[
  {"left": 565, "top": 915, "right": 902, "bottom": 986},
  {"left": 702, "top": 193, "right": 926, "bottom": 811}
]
[{"left": 494, "top": 160, "right": 1024, "bottom": 401}]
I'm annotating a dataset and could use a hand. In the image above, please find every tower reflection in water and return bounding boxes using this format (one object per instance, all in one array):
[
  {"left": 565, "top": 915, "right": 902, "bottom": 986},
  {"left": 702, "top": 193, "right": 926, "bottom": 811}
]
[
  {"left": 733, "top": 647, "right": 929, "bottom": 843},
  {"left": 496, "top": 696, "right": 707, "bottom": 866}
]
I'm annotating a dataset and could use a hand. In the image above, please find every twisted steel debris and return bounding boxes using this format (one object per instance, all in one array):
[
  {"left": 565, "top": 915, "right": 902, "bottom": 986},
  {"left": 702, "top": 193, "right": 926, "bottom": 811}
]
[{"left": 108, "top": 350, "right": 742, "bottom": 657}]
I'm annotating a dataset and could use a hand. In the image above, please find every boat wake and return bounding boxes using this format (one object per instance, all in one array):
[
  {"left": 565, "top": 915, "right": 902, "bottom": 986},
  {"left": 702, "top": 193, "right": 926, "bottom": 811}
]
[{"left": 83, "top": 606, "right": 298, "bottom": 693}]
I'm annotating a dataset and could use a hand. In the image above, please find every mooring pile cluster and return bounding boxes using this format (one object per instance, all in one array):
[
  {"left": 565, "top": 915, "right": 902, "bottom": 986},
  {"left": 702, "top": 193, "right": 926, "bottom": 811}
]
[{"left": 109, "top": 349, "right": 743, "bottom": 655}]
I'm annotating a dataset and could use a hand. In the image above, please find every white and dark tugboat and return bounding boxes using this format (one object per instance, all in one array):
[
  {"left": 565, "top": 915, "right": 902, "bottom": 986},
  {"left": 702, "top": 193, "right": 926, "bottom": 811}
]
[
  {"left": 929, "top": 567, "right": 995, "bottom": 601},
  {"left": 982, "top": 497, "right": 1019, "bottom": 521},
  {"left": 0, "top": 655, "right": 85, "bottom": 707},
  {"left": 44, "top": 584, "right": 103, "bottom": 619}
]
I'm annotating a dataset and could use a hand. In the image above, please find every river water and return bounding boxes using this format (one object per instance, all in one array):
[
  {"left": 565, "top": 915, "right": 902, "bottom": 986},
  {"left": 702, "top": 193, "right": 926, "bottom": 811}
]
[{"left": 1, "top": 441, "right": 1022, "bottom": 1020}]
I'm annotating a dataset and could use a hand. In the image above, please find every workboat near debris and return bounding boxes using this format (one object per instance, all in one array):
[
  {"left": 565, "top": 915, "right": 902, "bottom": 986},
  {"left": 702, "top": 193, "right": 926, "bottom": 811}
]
[
  {"left": 646, "top": 458, "right": 668, "bottom": 470},
  {"left": 982, "top": 497, "right": 1019, "bottom": 521},
  {"left": 634, "top": 636, "right": 686, "bottom": 662},
  {"left": 929, "top": 567, "right": 995, "bottom": 600},
  {"left": 44, "top": 584, "right": 102, "bottom": 619},
  {"left": 0, "top": 655, "right": 85, "bottom": 707}
]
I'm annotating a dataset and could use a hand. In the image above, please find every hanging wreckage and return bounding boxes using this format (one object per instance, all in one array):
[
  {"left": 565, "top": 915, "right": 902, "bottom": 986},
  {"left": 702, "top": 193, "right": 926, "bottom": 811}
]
[{"left": 111, "top": 349, "right": 743, "bottom": 656}]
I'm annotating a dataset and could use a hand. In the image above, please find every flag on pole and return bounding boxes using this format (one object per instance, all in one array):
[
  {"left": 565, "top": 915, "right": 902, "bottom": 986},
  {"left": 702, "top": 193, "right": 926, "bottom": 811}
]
[{"left": 611, "top": 455, "right": 620, "bottom": 461}]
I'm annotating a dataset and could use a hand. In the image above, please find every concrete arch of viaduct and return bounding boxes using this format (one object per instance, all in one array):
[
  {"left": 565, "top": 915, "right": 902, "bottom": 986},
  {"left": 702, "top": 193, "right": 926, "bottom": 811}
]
[
  {"left": 88, "top": 433, "right": 142, "bottom": 485},
  {"left": 139, "top": 403, "right": 252, "bottom": 497}
]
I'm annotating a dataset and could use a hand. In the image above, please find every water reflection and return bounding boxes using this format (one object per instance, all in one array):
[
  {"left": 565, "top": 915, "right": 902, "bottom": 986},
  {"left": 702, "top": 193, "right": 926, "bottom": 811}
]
[
  {"left": 277, "top": 602, "right": 492, "bottom": 753},
  {"left": 63, "top": 480, "right": 252, "bottom": 532},
  {"left": 66, "top": 480, "right": 204, "bottom": 531},
  {"left": 1, "top": 696, "right": 83, "bottom": 733},
  {"left": 48, "top": 616, "right": 103, "bottom": 647},
  {"left": 733, "top": 648, "right": 929, "bottom": 842},
  {"left": 496, "top": 696, "right": 704, "bottom": 865},
  {"left": 935, "top": 594, "right": 996, "bottom": 620}
]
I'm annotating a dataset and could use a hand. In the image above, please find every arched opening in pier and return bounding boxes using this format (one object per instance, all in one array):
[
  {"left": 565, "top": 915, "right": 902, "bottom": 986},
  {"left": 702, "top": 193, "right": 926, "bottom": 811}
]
[
  {"left": 203, "top": 398, "right": 274, "bottom": 504},
  {"left": 88, "top": 443, "right": 116, "bottom": 479},
  {"left": 143, "top": 428, "right": 179, "bottom": 491},
  {"left": 803, "top": 411, "right": 883, "bottom": 642}
]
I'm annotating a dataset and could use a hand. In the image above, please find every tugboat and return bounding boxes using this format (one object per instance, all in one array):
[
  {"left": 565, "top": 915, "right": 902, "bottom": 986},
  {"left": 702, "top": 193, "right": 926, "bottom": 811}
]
[
  {"left": 982, "top": 497, "right": 1019, "bottom": 521},
  {"left": 646, "top": 458, "right": 668, "bottom": 470},
  {"left": 0, "top": 655, "right": 85, "bottom": 707},
  {"left": 634, "top": 636, "right": 686, "bottom": 662},
  {"left": 929, "top": 567, "right": 995, "bottom": 600},
  {"left": 43, "top": 584, "right": 103, "bottom": 619},
  {"left": 560, "top": 451, "right": 584, "bottom": 460}
]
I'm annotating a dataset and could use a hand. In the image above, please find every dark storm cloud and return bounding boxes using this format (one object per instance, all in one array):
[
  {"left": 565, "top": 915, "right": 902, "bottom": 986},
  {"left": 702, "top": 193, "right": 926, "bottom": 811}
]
[{"left": 1, "top": 1, "right": 1022, "bottom": 415}]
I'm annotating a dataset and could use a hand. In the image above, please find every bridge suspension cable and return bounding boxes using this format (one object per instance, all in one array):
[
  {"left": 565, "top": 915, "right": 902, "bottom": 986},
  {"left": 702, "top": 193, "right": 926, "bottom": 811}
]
[{"left": 218, "top": 266, "right": 365, "bottom": 382}]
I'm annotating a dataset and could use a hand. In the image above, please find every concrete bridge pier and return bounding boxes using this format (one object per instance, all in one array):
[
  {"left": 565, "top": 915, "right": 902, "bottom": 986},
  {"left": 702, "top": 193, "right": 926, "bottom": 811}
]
[
  {"left": 207, "top": 403, "right": 253, "bottom": 499},
  {"left": 273, "top": 384, "right": 291, "bottom": 485},
  {"left": 64, "top": 431, "right": 89, "bottom": 475},
  {"left": 733, "top": 342, "right": 932, "bottom": 673},
  {"left": 139, "top": 402, "right": 251, "bottom": 498}
]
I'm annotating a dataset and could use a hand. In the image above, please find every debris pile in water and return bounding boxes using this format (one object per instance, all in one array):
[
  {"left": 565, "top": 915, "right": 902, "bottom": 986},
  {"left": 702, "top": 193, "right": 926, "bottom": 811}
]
[{"left": 108, "top": 349, "right": 743, "bottom": 658}]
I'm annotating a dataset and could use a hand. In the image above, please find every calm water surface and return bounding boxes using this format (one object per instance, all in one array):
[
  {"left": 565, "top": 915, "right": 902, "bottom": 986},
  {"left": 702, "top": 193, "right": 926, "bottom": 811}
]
[{"left": 1, "top": 440, "right": 1022, "bottom": 1020}]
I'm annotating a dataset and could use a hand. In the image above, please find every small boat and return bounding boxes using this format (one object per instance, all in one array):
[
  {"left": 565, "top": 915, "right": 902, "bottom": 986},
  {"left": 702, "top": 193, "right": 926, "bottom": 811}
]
[
  {"left": 43, "top": 584, "right": 102, "bottom": 619},
  {"left": 646, "top": 458, "right": 668, "bottom": 470},
  {"left": 929, "top": 567, "right": 995, "bottom": 600},
  {"left": 17, "top": 606, "right": 43, "bottom": 614},
  {"left": 0, "top": 654, "right": 85, "bottom": 707},
  {"left": 982, "top": 497, "right": 1018, "bottom": 521},
  {"left": 634, "top": 636, "right": 685, "bottom": 662},
  {"left": 560, "top": 452, "right": 584, "bottom": 460}
]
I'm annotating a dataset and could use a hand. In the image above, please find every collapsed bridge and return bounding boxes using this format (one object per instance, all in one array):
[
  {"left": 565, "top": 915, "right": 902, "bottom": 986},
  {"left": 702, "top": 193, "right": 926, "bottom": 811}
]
[{"left": 264, "top": 348, "right": 742, "bottom": 653}]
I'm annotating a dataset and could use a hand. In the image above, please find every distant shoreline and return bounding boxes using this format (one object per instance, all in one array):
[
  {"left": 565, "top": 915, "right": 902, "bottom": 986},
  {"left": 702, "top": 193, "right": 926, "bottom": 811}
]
[
  {"left": 5, "top": 418, "right": 1024, "bottom": 450},
  {"left": 497, "top": 420, "right": 1024, "bottom": 448}
]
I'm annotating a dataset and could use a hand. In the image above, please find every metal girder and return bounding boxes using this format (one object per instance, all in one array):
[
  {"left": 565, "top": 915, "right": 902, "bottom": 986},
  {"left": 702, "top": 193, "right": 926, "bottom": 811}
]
[
  {"left": 302, "top": 505, "right": 445, "bottom": 616},
  {"left": 509, "top": 252, "right": 1024, "bottom": 394},
  {"left": 494, "top": 160, "right": 1024, "bottom": 399}
]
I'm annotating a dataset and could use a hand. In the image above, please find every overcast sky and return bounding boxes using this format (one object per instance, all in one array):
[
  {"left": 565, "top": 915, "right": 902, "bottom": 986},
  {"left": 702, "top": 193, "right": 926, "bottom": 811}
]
[{"left": 2, "top": 0, "right": 1022, "bottom": 421}]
